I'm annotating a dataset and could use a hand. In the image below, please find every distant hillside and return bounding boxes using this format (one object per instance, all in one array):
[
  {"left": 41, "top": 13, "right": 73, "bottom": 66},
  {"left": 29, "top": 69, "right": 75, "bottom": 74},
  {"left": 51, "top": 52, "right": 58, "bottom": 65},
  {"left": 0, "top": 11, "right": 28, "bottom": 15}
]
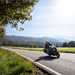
[{"left": 3, "top": 35, "right": 69, "bottom": 47}]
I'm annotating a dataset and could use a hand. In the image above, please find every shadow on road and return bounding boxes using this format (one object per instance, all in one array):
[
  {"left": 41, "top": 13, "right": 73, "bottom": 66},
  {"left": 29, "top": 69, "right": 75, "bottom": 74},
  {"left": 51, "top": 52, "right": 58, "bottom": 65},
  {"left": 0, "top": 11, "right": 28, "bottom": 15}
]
[{"left": 35, "top": 56, "right": 58, "bottom": 62}]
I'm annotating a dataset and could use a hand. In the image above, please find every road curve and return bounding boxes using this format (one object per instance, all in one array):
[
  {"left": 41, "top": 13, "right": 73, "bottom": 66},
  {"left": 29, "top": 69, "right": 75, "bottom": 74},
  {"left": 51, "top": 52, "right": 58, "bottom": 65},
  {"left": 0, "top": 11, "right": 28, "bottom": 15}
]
[{"left": 1, "top": 47, "right": 75, "bottom": 75}]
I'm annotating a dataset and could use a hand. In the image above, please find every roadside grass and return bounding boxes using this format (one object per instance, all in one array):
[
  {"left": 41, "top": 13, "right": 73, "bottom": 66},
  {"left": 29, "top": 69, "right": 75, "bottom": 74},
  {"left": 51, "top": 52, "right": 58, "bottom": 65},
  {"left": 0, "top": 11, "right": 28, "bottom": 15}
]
[
  {"left": 0, "top": 48, "right": 40, "bottom": 75},
  {"left": 57, "top": 47, "right": 75, "bottom": 53},
  {"left": 3, "top": 46, "right": 75, "bottom": 53},
  {"left": 24, "top": 47, "right": 75, "bottom": 53},
  {"left": 24, "top": 48, "right": 43, "bottom": 51}
]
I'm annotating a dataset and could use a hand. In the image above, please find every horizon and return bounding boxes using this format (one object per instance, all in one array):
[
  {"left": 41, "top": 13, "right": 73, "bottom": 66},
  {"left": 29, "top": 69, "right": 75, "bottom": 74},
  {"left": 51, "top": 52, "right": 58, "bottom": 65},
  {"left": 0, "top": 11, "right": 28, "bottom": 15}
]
[
  {"left": 5, "top": 0, "right": 75, "bottom": 40},
  {"left": 4, "top": 35, "right": 75, "bottom": 41}
]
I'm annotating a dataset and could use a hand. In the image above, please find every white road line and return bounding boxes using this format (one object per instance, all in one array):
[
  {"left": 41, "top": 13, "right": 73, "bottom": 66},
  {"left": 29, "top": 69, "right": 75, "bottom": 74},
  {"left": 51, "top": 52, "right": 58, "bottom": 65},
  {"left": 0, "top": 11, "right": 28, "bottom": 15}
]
[
  {"left": 16, "top": 51, "right": 62, "bottom": 75},
  {"left": 1, "top": 47, "right": 62, "bottom": 75},
  {"left": 35, "top": 62, "right": 62, "bottom": 75}
]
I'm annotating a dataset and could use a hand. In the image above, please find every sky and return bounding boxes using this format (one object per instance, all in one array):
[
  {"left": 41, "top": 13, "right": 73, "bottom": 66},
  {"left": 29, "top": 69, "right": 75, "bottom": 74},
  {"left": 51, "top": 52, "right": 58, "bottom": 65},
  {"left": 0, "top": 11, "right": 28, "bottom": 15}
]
[{"left": 5, "top": 0, "right": 75, "bottom": 39}]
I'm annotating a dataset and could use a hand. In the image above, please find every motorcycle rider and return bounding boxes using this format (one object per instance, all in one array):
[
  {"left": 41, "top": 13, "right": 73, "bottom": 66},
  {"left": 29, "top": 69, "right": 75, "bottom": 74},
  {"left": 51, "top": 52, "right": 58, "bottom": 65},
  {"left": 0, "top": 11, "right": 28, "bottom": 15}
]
[
  {"left": 44, "top": 41, "right": 52, "bottom": 53},
  {"left": 44, "top": 41, "right": 60, "bottom": 58}
]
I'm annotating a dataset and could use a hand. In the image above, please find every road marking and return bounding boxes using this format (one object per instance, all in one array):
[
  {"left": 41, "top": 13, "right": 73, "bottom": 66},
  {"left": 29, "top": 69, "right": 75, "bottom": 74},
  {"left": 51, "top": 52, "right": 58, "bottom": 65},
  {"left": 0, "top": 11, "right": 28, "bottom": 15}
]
[
  {"left": 16, "top": 51, "right": 62, "bottom": 75},
  {"left": 35, "top": 62, "right": 62, "bottom": 75},
  {"left": 1, "top": 47, "right": 62, "bottom": 75}
]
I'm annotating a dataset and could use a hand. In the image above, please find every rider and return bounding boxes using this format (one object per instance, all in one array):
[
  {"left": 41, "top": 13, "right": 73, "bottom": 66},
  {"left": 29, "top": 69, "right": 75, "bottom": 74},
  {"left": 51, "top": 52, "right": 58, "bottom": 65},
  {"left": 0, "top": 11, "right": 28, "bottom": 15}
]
[
  {"left": 45, "top": 41, "right": 52, "bottom": 48},
  {"left": 44, "top": 41, "right": 52, "bottom": 53}
]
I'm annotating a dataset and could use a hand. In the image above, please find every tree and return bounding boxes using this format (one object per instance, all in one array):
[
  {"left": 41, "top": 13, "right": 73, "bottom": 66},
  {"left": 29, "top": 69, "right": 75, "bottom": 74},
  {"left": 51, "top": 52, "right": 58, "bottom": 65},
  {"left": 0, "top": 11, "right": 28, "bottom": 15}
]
[
  {"left": 0, "top": 0, "right": 38, "bottom": 26},
  {"left": 0, "top": 0, "right": 38, "bottom": 44},
  {"left": 68, "top": 41, "right": 75, "bottom": 47},
  {"left": 0, "top": 26, "right": 4, "bottom": 45},
  {"left": 63, "top": 42, "right": 68, "bottom": 47}
]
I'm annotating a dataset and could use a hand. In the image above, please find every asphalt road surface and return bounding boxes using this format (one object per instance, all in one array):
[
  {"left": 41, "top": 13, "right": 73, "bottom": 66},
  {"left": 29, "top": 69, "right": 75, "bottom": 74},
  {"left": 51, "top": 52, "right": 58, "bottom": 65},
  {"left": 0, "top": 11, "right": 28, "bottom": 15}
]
[{"left": 1, "top": 47, "right": 75, "bottom": 75}]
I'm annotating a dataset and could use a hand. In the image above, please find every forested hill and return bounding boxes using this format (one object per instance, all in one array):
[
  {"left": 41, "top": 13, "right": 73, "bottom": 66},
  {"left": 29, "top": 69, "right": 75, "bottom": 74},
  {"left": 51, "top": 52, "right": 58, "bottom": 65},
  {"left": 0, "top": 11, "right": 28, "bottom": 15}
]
[{"left": 3, "top": 35, "right": 69, "bottom": 47}]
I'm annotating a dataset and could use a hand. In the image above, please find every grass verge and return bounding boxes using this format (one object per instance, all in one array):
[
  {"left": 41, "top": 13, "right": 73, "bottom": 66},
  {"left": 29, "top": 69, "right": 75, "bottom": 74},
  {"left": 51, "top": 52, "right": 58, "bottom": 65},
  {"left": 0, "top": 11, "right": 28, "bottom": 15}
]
[
  {"left": 23, "top": 47, "right": 75, "bottom": 53},
  {"left": 57, "top": 47, "right": 75, "bottom": 53},
  {"left": 0, "top": 48, "right": 49, "bottom": 75},
  {"left": 3, "top": 46, "right": 75, "bottom": 53}
]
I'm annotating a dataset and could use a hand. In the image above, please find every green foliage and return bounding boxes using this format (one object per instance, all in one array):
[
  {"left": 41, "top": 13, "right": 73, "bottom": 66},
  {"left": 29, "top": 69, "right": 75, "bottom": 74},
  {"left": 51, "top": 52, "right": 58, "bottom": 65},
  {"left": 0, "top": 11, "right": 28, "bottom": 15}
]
[
  {"left": 0, "top": 48, "right": 37, "bottom": 75},
  {"left": 63, "top": 42, "right": 68, "bottom": 47},
  {"left": 63, "top": 41, "right": 75, "bottom": 47},
  {"left": 68, "top": 41, "right": 75, "bottom": 47},
  {"left": 0, "top": 32, "right": 4, "bottom": 37},
  {"left": 0, "top": 0, "right": 38, "bottom": 26}
]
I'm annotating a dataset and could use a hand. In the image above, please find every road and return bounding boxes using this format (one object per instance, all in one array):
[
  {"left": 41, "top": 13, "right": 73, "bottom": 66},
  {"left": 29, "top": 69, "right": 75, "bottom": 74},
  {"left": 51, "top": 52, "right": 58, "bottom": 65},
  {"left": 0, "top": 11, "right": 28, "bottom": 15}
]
[{"left": 1, "top": 47, "right": 75, "bottom": 75}]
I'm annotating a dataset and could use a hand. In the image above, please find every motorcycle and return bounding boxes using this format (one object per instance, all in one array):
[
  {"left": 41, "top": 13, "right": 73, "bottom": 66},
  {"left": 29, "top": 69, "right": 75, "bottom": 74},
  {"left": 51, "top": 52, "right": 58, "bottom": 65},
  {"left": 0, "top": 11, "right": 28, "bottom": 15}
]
[{"left": 44, "top": 46, "right": 60, "bottom": 58}]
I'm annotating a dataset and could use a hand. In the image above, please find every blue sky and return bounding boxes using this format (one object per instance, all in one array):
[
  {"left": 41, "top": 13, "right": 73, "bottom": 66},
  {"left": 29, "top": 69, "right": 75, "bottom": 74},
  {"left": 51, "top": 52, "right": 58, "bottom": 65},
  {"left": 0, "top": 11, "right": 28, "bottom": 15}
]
[{"left": 6, "top": 0, "right": 75, "bottom": 39}]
